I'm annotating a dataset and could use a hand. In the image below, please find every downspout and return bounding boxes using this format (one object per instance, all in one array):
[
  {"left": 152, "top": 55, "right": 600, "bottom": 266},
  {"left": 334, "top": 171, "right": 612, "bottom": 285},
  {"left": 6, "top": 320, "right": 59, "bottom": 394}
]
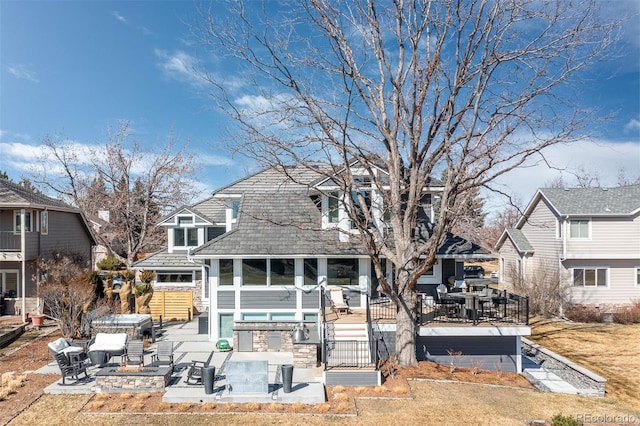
[
  {"left": 20, "top": 208, "right": 26, "bottom": 323},
  {"left": 559, "top": 216, "right": 569, "bottom": 317}
]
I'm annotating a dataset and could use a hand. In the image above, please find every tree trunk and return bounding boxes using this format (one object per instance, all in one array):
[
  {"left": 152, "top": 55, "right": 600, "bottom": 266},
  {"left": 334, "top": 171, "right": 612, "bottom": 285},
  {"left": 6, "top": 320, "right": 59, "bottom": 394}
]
[
  {"left": 395, "top": 287, "right": 418, "bottom": 367},
  {"left": 120, "top": 282, "right": 132, "bottom": 314}
]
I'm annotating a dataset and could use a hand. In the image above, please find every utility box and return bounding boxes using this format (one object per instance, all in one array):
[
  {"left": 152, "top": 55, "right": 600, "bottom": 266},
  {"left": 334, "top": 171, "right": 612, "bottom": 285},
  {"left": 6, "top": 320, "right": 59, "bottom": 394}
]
[{"left": 198, "top": 315, "right": 208, "bottom": 334}]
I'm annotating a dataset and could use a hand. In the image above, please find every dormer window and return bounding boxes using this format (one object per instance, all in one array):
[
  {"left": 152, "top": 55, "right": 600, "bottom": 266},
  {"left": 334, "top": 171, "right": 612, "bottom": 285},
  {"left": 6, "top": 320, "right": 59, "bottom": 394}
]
[
  {"left": 328, "top": 192, "right": 340, "bottom": 224},
  {"left": 174, "top": 228, "right": 198, "bottom": 247},
  {"left": 178, "top": 216, "right": 193, "bottom": 225},
  {"left": 232, "top": 200, "right": 240, "bottom": 220}
]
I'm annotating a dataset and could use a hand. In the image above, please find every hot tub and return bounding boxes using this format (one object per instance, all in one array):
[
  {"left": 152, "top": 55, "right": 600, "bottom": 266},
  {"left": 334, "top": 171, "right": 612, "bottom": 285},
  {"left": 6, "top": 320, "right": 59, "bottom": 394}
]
[{"left": 91, "top": 314, "right": 153, "bottom": 340}]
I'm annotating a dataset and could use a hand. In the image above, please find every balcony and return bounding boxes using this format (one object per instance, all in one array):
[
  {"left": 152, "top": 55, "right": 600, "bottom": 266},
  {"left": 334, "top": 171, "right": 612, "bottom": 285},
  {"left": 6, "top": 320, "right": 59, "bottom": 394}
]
[{"left": 0, "top": 231, "right": 21, "bottom": 252}]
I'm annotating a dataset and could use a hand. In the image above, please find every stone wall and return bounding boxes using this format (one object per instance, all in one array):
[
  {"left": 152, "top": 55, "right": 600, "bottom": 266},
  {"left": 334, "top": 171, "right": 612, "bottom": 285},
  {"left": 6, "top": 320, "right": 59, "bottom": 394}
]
[
  {"left": 95, "top": 366, "right": 172, "bottom": 393},
  {"left": 522, "top": 337, "right": 606, "bottom": 397},
  {"left": 233, "top": 321, "right": 319, "bottom": 368}
]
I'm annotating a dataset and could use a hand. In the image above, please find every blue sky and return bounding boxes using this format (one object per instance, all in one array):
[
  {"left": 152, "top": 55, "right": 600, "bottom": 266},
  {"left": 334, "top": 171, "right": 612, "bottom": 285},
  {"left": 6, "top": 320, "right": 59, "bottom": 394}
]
[{"left": 1, "top": 1, "right": 639, "bottom": 210}]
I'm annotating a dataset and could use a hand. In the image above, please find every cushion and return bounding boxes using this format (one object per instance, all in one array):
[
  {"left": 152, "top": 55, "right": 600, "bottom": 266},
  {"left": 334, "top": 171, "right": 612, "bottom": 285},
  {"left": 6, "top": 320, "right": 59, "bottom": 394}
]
[
  {"left": 89, "top": 333, "right": 128, "bottom": 354},
  {"left": 48, "top": 338, "right": 69, "bottom": 353}
]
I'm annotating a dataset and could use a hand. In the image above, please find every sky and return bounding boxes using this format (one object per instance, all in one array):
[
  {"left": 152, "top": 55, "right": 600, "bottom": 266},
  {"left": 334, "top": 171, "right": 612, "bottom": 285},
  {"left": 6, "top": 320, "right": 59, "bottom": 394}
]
[{"left": 1, "top": 0, "right": 639, "bottom": 214}]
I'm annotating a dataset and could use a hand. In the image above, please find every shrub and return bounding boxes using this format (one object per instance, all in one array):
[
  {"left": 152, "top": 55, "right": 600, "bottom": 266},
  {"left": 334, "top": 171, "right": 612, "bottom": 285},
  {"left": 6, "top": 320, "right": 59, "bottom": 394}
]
[
  {"left": 97, "top": 256, "right": 125, "bottom": 271},
  {"left": 551, "top": 413, "right": 583, "bottom": 426},
  {"left": 564, "top": 305, "right": 605, "bottom": 323},
  {"left": 611, "top": 300, "right": 640, "bottom": 324}
]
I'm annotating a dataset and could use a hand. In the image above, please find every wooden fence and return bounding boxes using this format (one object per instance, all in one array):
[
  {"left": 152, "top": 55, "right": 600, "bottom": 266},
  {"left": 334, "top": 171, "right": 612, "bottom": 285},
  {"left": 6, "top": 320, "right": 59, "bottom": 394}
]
[{"left": 141, "top": 290, "right": 193, "bottom": 321}]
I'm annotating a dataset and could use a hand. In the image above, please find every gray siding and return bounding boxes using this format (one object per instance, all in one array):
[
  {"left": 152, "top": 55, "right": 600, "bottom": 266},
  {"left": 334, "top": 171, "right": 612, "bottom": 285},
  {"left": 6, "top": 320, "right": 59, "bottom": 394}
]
[
  {"left": 564, "top": 258, "right": 640, "bottom": 305},
  {"left": 416, "top": 336, "right": 519, "bottom": 373},
  {"left": 566, "top": 214, "right": 640, "bottom": 258},
  {"left": 301, "top": 290, "right": 319, "bottom": 309},
  {"left": 240, "top": 290, "right": 297, "bottom": 309},
  {"left": 217, "top": 291, "right": 236, "bottom": 309}
]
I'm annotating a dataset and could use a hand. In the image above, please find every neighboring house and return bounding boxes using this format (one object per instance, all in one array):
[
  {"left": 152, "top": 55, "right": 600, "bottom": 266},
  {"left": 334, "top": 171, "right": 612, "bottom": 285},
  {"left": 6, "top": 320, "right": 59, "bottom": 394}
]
[
  {"left": 135, "top": 164, "right": 530, "bottom": 382},
  {"left": 495, "top": 184, "right": 640, "bottom": 306},
  {"left": 0, "top": 178, "right": 97, "bottom": 316}
]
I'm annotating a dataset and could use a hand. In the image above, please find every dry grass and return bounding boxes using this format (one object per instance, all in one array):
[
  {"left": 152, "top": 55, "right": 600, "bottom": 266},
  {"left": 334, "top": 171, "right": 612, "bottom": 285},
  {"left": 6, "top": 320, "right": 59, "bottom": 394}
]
[{"left": 530, "top": 317, "right": 640, "bottom": 411}]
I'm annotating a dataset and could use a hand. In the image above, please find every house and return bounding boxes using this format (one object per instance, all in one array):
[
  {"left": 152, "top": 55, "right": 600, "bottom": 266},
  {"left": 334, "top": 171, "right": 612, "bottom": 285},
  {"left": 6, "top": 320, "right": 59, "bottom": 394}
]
[
  {"left": 0, "top": 178, "right": 97, "bottom": 317},
  {"left": 495, "top": 184, "right": 640, "bottom": 306},
  {"left": 135, "top": 165, "right": 530, "bottom": 383}
]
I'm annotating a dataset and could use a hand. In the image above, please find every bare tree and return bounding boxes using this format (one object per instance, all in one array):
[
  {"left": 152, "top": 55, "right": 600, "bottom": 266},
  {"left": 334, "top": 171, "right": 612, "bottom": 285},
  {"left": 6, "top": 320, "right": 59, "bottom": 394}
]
[
  {"left": 31, "top": 120, "right": 197, "bottom": 266},
  {"left": 197, "top": 0, "right": 617, "bottom": 366},
  {"left": 483, "top": 204, "right": 521, "bottom": 249}
]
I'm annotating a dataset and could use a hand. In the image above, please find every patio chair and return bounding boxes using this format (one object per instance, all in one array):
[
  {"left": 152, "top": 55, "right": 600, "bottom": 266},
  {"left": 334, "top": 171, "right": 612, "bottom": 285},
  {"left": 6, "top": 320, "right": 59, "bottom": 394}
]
[
  {"left": 185, "top": 351, "right": 214, "bottom": 385},
  {"left": 123, "top": 340, "right": 145, "bottom": 366},
  {"left": 47, "top": 338, "right": 85, "bottom": 363},
  {"left": 53, "top": 351, "right": 89, "bottom": 385},
  {"left": 150, "top": 341, "right": 174, "bottom": 371},
  {"left": 328, "top": 287, "right": 350, "bottom": 316}
]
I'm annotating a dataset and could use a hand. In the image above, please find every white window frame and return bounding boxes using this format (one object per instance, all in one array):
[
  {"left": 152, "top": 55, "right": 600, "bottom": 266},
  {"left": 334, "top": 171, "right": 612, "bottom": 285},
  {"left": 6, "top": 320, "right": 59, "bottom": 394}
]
[
  {"left": 14, "top": 210, "right": 32, "bottom": 233},
  {"left": 636, "top": 267, "right": 640, "bottom": 287},
  {"left": 40, "top": 211, "right": 49, "bottom": 235},
  {"left": 173, "top": 227, "right": 199, "bottom": 248},
  {"left": 156, "top": 271, "right": 196, "bottom": 286},
  {"left": 569, "top": 219, "right": 590, "bottom": 239},
  {"left": 572, "top": 267, "right": 608, "bottom": 287}
]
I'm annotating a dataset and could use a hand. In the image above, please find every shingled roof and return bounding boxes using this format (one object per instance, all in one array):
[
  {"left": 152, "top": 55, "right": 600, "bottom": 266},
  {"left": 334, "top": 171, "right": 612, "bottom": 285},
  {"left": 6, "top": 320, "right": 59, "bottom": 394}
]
[
  {"left": 133, "top": 249, "right": 202, "bottom": 269},
  {"left": 0, "top": 178, "right": 74, "bottom": 210},
  {"left": 191, "top": 191, "right": 366, "bottom": 257},
  {"left": 539, "top": 184, "right": 640, "bottom": 216}
]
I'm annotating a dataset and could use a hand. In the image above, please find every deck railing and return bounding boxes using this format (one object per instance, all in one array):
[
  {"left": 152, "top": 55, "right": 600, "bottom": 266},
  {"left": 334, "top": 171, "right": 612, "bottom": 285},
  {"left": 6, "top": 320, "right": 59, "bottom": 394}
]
[
  {"left": 420, "top": 290, "right": 530, "bottom": 326},
  {"left": 324, "top": 339, "right": 377, "bottom": 369},
  {"left": 0, "top": 231, "right": 20, "bottom": 251}
]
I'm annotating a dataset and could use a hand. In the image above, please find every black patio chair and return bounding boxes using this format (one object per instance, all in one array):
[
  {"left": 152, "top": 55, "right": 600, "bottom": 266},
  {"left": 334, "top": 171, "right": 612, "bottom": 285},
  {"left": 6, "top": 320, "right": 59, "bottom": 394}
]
[
  {"left": 185, "top": 351, "right": 214, "bottom": 385},
  {"left": 53, "top": 351, "right": 89, "bottom": 385}
]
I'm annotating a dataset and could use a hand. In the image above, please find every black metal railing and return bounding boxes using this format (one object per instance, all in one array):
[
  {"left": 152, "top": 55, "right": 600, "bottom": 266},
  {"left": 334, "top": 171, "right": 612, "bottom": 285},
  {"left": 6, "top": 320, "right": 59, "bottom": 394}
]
[
  {"left": 420, "top": 290, "right": 529, "bottom": 326},
  {"left": 324, "top": 339, "right": 376, "bottom": 369},
  {"left": 0, "top": 231, "right": 21, "bottom": 251},
  {"left": 369, "top": 296, "right": 396, "bottom": 321}
]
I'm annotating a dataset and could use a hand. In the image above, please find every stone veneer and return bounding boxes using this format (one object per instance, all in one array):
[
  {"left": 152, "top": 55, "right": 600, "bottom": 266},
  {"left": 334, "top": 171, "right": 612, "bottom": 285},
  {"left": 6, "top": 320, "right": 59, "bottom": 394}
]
[
  {"left": 522, "top": 338, "right": 606, "bottom": 397},
  {"left": 233, "top": 321, "right": 319, "bottom": 369},
  {"left": 95, "top": 366, "right": 172, "bottom": 393}
]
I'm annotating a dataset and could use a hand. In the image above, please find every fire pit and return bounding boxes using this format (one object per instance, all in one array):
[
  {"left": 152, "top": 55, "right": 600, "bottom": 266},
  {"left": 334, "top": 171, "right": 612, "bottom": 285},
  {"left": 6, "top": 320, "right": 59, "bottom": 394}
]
[{"left": 95, "top": 366, "right": 172, "bottom": 392}]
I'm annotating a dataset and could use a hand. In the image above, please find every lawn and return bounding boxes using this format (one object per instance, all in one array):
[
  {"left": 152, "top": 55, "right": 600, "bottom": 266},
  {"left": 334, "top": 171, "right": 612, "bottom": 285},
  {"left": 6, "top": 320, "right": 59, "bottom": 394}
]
[
  {"left": 3, "top": 317, "right": 640, "bottom": 425},
  {"left": 529, "top": 317, "right": 640, "bottom": 412}
]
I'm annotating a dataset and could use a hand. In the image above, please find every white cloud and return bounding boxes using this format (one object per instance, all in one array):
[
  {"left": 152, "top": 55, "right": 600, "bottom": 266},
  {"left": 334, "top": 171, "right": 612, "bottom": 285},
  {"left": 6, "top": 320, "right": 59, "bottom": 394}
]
[
  {"left": 486, "top": 138, "right": 640, "bottom": 211},
  {"left": 111, "top": 11, "right": 128, "bottom": 24},
  {"left": 195, "top": 153, "right": 234, "bottom": 167},
  {"left": 624, "top": 118, "right": 640, "bottom": 133},
  {"left": 155, "top": 49, "right": 204, "bottom": 87},
  {"left": 6, "top": 64, "right": 39, "bottom": 83}
]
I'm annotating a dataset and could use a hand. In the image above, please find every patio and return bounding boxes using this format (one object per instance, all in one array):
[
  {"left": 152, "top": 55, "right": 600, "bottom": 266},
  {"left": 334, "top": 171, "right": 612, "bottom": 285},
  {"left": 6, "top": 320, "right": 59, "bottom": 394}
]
[{"left": 36, "top": 318, "right": 326, "bottom": 404}]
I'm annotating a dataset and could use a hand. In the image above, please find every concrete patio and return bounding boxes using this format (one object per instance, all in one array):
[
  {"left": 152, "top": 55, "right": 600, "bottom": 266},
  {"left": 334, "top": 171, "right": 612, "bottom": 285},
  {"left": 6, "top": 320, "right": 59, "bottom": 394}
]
[{"left": 36, "top": 318, "right": 326, "bottom": 404}]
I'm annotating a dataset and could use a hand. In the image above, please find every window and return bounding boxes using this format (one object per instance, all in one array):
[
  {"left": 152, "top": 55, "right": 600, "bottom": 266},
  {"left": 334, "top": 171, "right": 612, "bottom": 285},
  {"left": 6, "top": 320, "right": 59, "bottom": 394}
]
[
  {"left": 304, "top": 259, "right": 318, "bottom": 286},
  {"left": 232, "top": 200, "right": 240, "bottom": 220},
  {"left": 242, "top": 313, "right": 267, "bottom": 321},
  {"left": 1, "top": 271, "right": 19, "bottom": 297},
  {"left": 328, "top": 192, "right": 340, "bottom": 224},
  {"left": 270, "top": 259, "right": 295, "bottom": 286},
  {"left": 570, "top": 220, "right": 589, "bottom": 238},
  {"left": 243, "top": 259, "right": 267, "bottom": 285},
  {"left": 14, "top": 211, "right": 32, "bottom": 233},
  {"left": 207, "top": 226, "right": 225, "bottom": 242},
  {"left": 219, "top": 259, "right": 234, "bottom": 285},
  {"left": 174, "top": 228, "right": 198, "bottom": 247},
  {"left": 219, "top": 314, "right": 234, "bottom": 338},
  {"left": 556, "top": 218, "right": 562, "bottom": 239},
  {"left": 40, "top": 211, "right": 48, "bottom": 235},
  {"left": 573, "top": 268, "right": 607, "bottom": 287},
  {"left": 636, "top": 268, "right": 640, "bottom": 286},
  {"left": 327, "top": 258, "right": 359, "bottom": 286},
  {"left": 177, "top": 216, "right": 193, "bottom": 225},
  {"left": 156, "top": 272, "right": 194, "bottom": 283},
  {"left": 351, "top": 177, "right": 372, "bottom": 224},
  {"left": 271, "top": 312, "right": 295, "bottom": 321}
]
